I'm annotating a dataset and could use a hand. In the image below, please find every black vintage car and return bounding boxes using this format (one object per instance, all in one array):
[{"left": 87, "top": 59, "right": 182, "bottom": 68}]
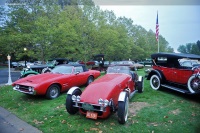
[
  {"left": 86, "top": 54, "right": 108, "bottom": 71},
  {"left": 20, "top": 58, "right": 69, "bottom": 78}
]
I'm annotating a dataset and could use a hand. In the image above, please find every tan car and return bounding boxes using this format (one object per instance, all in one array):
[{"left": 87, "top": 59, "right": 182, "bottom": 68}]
[
  {"left": 117, "top": 61, "right": 144, "bottom": 71},
  {"left": 133, "top": 62, "right": 144, "bottom": 69}
]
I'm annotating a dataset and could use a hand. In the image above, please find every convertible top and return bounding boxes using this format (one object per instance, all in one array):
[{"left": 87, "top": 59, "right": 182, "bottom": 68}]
[{"left": 151, "top": 52, "right": 200, "bottom": 59}]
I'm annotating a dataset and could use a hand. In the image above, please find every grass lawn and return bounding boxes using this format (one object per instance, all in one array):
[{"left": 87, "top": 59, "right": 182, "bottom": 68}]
[{"left": 0, "top": 69, "right": 200, "bottom": 133}]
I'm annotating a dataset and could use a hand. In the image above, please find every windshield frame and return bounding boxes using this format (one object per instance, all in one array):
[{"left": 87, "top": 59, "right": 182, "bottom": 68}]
[
  {"left": 51, "top": 65, "right": 73, "bottom": 74},
  {"left": 107, "top": 66, "right": 131, "bottom": 76}
]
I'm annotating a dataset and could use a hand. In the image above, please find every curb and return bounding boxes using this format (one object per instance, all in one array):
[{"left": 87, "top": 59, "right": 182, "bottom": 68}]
[
  {"left": 0, "top": 106, "right": 42, "bottom": 133},
  {"left": 0, "top": 84, "right": 7, "bottom": 87}
]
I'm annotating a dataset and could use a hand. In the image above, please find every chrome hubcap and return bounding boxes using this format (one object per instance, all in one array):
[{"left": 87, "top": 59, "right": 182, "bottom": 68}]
[{"left": 50, "top": 88, "right": 58, "bottom": 97}]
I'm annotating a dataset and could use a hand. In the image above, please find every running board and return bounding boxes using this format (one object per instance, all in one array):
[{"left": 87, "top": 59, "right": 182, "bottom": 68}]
[{"left": 161, "top": 84, "right": 190, "bottom": 94}]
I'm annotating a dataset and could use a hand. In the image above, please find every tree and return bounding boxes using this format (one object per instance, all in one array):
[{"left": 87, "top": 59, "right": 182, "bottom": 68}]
[
  {"left": 177, "top": 43, "right": 199, "bottom": 54},
  {"left": 1, "top": 2, "right": 177, "bottom": 63},
  {"left": 178, "top": 45, "right": 187, "bottom": 53},
  {"left": 197, "top": 40, "right": 200, "bottom": 51}
]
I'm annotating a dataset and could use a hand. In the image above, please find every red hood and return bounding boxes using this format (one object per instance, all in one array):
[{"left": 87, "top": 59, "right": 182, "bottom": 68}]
[
  {"left": 12, "top": 73, "right": 71, "bottom": 87},
  {"left": 80, "top": 74, "right": 130, "bottom": 104}
]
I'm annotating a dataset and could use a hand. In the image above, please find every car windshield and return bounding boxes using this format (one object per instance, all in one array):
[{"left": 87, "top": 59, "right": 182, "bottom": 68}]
[
  {"left": 107, "top": 66, "right": 131, "bottom": 76},
  {"left": 119, "top": 61, "right": 133, "bottom": 65},
  {"left": 110, "top": 61, "right": 119, "bottom": 65},
  {"left": 180, "top": 60, "right": 199, "bottom": 67},
  {"left": 46, "top": 60, "right": 56, "bottom": 65},
  {"left": 51, "top": 66, "right": 73, "bottom": 74}
]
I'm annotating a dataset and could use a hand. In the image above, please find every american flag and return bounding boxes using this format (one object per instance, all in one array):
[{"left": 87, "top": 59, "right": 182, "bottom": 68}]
[{"left": 156, "top": 11, "right": 159, "bottom": 41}]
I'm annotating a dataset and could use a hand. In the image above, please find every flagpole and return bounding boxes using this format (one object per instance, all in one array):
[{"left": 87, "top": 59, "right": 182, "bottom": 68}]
[
  {"left": 156, "top": 11, "right": 159, "bottom": 53},
  {"left": 158, "top": 38, "right": 159, "bottom": 53}
]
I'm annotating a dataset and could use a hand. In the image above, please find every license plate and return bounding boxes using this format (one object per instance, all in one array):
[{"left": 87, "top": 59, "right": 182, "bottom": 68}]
[{"left": 86, "top": 111, "right": 98, "bottom": 119}]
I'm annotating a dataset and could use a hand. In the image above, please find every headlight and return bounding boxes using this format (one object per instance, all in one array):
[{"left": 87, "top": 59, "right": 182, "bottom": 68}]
[
  {"left": 104, "top": 99, "right": 109, "bottom": 106},
  {"left": 98, "top": 98, "right": 103, "bottom": 105},
  {"left": 28, "top": 86, "right": 34, "bottom": 92},
  {"left": 72, "top": 95, "right": 76, "bottom": 101},
  {"left": 15, "top": 85, "right": 20, "bottom": 89},
  {"left": 72, "top": 95, "right": 81, "bottom": 102},
  {"left": 76, "top": 96, "right": 81, "bottom": 102},
  {"left": 98, "top": 98, "right": 109, "bottom": 107}
]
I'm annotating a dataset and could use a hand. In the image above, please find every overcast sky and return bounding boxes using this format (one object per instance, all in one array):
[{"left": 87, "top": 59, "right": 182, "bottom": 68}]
[
  {"left": 1, "top": 1, "right": 199, "bottom": 52},
  {"left": 98, "top": 5, "right": 200, "bottom": 52}
]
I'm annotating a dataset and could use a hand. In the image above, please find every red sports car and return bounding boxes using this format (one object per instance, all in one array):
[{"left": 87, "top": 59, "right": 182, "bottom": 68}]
[
  {"left": 66, "top": 65, "right": 144, "bottom": 124},
  {"left": 12, "top": 64, "right": 100, "bottom": 99}
]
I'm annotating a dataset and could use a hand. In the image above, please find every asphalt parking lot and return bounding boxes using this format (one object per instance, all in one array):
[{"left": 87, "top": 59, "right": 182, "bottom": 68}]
[
  {"left": 0, "top": 107, "right": 41, "bottom": 133},
  {"left": 0, "top": 68, "right": 41, "bottom": 133},
  {"left": 0, "top": 68, "right": 20, "bottom": 84}
]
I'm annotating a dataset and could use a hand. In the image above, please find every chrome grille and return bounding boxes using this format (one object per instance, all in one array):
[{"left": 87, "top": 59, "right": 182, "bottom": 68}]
[{"left": 18, "top": 85, "right": 29, "bottom": 92}]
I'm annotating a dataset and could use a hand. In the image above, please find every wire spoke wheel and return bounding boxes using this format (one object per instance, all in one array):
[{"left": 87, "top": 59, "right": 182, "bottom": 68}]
[
  {"left": 150, "top": 75, "right": 161, "bottom": 90},
  {"left": 188, "top": 75, "right": 200, "bottom": 93}
]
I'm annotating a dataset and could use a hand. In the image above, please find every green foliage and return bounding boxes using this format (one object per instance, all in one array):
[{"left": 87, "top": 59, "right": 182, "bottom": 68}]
[
  {"left": 178, "top": 41, "right": 200, "bottom": 55},
  {"left": 0, "top": 69, "right": 200, "bottom": 133},
  {"left": 0, "top": 1, "right": 174, "bottom": 62}
]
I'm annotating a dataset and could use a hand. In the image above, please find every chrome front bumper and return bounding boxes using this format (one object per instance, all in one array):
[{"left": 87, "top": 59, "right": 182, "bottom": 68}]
[{"left": 13, "top": 86, "right": 36, "bottom": 95}]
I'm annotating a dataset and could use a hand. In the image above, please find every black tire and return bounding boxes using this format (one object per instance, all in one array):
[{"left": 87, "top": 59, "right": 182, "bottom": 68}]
[
  {"left": 118, "top": 92, "right": 129, "bottom": 124},
  {"left": 137, "top": 77, "right": 144, "bottom": 93},
  {"left": 86, "top": 76, "right": 94, "bottom": 85},
  {"left": 187, "top": 75, "right": 200, "bottom": 93},
  {"left": 150, "top": 75, "right": 161, "bottom": 90},
  {"left": 66, "top": 89, "right": 82, "bottom": 114},
  {"left": 46, "top": 84, "right": 60, "bottom": 99},
  {"left": 44, "top": 70, "right": 51, "bottom": 73},
  {"left": 42, "top": 68, "right": 52, "bottom": 73}
]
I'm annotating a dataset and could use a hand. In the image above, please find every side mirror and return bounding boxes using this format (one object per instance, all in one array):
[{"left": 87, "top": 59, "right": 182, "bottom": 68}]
[{"left": 76, "top": 71, "right": 80, "bottom": 75}]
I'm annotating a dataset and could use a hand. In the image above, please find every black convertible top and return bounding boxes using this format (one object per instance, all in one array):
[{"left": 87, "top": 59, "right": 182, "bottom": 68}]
[{"left": 151, "top": 52, "right": 200, "bottom": 59}]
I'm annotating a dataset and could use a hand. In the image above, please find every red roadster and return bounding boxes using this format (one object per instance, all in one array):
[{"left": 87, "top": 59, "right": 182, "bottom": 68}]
[
  {"left": 66, "top": 65, "right": 144, "bottom": 124},
  {"left": 12, "top": 64, "right": 100, "bottom": 99}
]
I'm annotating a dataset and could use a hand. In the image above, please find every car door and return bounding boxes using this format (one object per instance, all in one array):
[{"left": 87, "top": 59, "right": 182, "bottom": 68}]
[
  {"left": 175, "top": 68, "right": 193, "bottom": 84},
  {"left": 163, "top": 64, "right": 193, "bottom": 84},
  {"left": 160, "top": 59, "right": 181, "bottom": 83},
  {"left": 162, "top": 65, "right": 192, "bottom": 83},
  {"left": 161, "top": 66, "right": 177, "bottom": 82},
  {"left": 71, "top": 66, "right": 88, "bottom": 86}
]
